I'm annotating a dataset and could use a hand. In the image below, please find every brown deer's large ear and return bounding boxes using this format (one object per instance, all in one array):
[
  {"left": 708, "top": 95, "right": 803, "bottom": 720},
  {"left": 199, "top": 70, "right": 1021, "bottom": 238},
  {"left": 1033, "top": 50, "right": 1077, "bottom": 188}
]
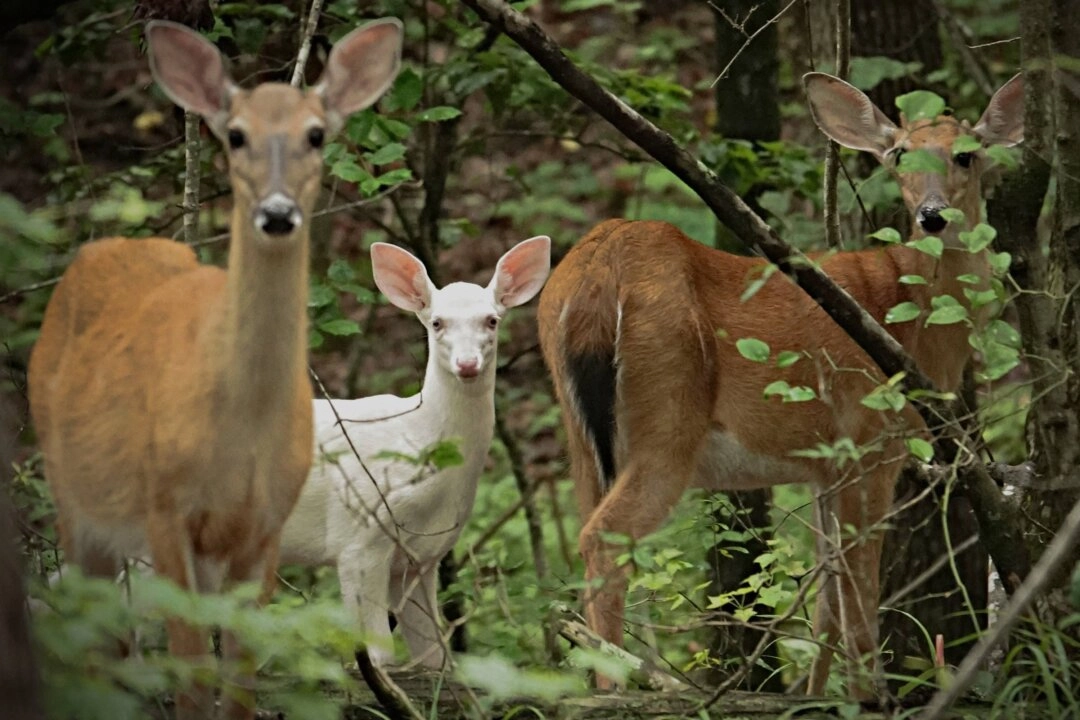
[
  {"left": 803, "top": 72, "right": 899, "bottom": 160},
  {"left": 974, "top": 73, "right": 1024, "bottom": 147},
  {"left": 145, "top": 21, "right": 235, "bottom": 135},
  {"left": 316, "top": 18, "right": 403, "bottom": 135}
]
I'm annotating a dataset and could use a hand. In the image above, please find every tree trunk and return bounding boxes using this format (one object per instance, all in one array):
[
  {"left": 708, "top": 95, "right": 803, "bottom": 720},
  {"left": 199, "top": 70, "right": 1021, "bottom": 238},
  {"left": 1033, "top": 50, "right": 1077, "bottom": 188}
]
[
  {"left": 706, "top": 0, "right": 783, "bottom": 692},
  {"left": 1018, "top": 0, "right": 1080, "bottom": 589}
]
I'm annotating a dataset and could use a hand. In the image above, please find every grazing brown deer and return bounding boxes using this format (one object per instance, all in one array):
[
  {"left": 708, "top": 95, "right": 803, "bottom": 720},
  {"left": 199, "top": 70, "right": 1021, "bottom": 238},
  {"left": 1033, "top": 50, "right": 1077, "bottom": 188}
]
[
  {"left": 27, "top": 19, "right": 402, "bottom": 719},
  {"left": 537, "top": 72, "right": 1023, "bottom": 697}
]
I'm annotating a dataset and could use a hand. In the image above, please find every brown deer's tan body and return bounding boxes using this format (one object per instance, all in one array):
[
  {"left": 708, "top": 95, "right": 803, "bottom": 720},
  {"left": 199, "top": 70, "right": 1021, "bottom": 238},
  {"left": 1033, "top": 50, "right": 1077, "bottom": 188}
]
[
  {"left": 28, "top": 20, "right": 402, "bottom": 720},
  {"left": 538, "top": 73, "right": 1024, "bottom": 697}
]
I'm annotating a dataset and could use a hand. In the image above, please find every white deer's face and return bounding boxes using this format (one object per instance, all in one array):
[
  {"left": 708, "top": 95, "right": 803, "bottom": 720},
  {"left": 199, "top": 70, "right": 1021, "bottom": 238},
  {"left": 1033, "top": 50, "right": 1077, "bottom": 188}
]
[{"left": 420, "top": 283, "right": 502, "bottom": 383}]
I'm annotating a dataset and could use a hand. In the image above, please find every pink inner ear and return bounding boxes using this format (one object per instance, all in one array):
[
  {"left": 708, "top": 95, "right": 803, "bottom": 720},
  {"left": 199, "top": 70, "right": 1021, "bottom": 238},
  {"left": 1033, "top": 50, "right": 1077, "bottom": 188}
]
[{"left": 372, "top": 244, "right": 428, "bottom": 311}]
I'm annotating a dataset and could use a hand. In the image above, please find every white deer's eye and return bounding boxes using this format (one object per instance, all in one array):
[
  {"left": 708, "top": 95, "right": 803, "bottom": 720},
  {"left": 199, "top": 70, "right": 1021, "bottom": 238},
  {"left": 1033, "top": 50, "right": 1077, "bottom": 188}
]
[
  {"left": 431, "top": 318, "right": 443, "bottom": 331},
  {"left": 486, "top": 316, "right": 498, "bottom": 329}
]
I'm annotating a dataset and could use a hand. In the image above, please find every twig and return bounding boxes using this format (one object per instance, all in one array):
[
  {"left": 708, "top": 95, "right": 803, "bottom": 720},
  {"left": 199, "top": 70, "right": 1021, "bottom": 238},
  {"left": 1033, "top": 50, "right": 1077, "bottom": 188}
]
[
  {"left": 182, "top": 111, "right": 201, "bottom": 244},
  {"left": 822, "top": 0, "right": 849, "bottom": 249},
  {"left": 291, "top": 0, "right": 325, "bottom": 87},
  {"left": 918, "top": 492, "right": 1080, "bottom": 719},
  {"left": 354, "top": 648, "right": 425, "bottom": 720},
  {"left": 711, "top": 0, "right": 801, "bottom": 85},
  {"left": 556, "top": 616, "right": 687, "bottom": 692}
]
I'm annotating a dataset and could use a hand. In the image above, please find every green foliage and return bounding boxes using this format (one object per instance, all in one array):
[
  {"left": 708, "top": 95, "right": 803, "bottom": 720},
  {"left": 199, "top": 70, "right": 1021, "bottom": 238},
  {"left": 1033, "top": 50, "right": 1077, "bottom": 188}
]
[{"left": 32, "top": 569, "right": 368, "bottom": 720}]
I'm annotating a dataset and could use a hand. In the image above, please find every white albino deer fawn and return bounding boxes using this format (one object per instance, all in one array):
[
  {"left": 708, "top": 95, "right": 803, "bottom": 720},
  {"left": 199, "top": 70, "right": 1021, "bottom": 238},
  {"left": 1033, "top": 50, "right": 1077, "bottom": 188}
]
[
  {"left": 279, "top": 237, "right": 550, "bottom": 668},
  {"left": 27, "top": 20, "right": 402, "bottom": 719},
  {"left": 537, "top": 72, "right": 1023, "bottom": 697}
]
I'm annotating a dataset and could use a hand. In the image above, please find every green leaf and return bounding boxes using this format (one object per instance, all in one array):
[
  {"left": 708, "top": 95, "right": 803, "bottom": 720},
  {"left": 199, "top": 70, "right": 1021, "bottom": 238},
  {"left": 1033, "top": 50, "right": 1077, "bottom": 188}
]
[
  {"left": 365, "top": 142, "right": 406, "bottom": 165},
  {"left": 958, "top": 223, "right": 996, "bottom": 253},
  {"left": 899, "top": 274, "right": 927, "bottom": 285},
  {"left": 906, "top": 437, "right": 934, "bottom": 462},
  {"left": 895, "top": 90, "right": 946, "bottom": 121},
  {"left": 907, "top": 236, "right": 943, "bottom": 258},
  {"left": 740, "top": 264, "right": 776, "bottom": 303},
  {"left": 736, "top": 338, "right": 770, "bottom": 363},
  {"left": 869, "top": 227, "right": 901, "bottom": 244},
  {"left": 939, "top": 207, "right": 966, "bottom": 225},
  {"left": 376, "top": 168, "right": 414, "bottom": 186},
  {"left": 952, "top": 135, "right": 982, "bottom": 154},
  {"left": 318, "top": 318, "right": 361, "bottom": 336},
  {"left": 886, "top": 301, "right": 921, "bottom": 324},
  {"left": 330, "top": 159, "right": 371, "bottom": 183},
  {"left": 897, "top": 148, "right": 947, "bottom": 175},
  {"left": 775, "top": 350, "right": 802, "bottom": 368},
  {"left": 417, "top": 106, "right": 463, "bottom": 122},
  {"left": 924, "top": 293, "right": 967, "bottom": 325},
  {"left": 956, "top": 274, "right": 982, "bottom": 284},
  {"left": 327, "top": 259, "right": 355, "bottom": 284},
  {"left": 987, "top": 144, "right": 1019, "bottom": 170},
  {"left": 847, "top": 56, "right": 921, "bottom": 91},
  {"left": 989, "top": 251, "right": 1012, "bottom": 274},
  {"left": 308, "top": 284, "right": 335, "bottom": 308},
  {"left": 386, "top": 67, "right": 422, "bottom": 111}
]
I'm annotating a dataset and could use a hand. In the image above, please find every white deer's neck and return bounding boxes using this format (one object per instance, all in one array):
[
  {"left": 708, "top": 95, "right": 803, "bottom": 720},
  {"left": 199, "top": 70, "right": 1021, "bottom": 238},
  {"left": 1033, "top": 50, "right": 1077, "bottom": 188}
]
[
  {"left": 217, "top": 201, "right": 309, "bottom": 417},
  {"left": 416, "top": 338, "right": 497, "bottom": 443}
]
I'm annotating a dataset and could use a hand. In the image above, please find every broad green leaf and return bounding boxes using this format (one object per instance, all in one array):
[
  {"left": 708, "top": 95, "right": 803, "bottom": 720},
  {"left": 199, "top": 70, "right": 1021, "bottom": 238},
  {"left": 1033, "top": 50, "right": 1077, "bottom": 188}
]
[
  {"left": 907, "top": 236, "right": 943, "bottom": 258},
  {"left": 989, "top": 251, "right": 1012, "bottom": 274},
  {"left": 897, "top": 148, "right": 947, "bottom": 175},
  {"left": 925, "top": 303, "right": 968, "bottom": 325},
  {"left": 327, "top": 259, "right": 355, "bottom": 284},
  {"left": 886, "top": 301, "right": 921, "bottom": 324},
  {"left": 906, "top": 437, "right": 934, "bottom": 462},
  {"left": 417, "top": 106, "right": 463, "bottom": 122},
  {"left": 330, "top": 159, "right": 371, "bottom": 183},
  {"left": 763, "top": 380, "right": 816, "bottom": 403},
  {"left": 956, "top": 273, "right": 982, "bottom": 285},
  {"left": 964, "top": 287, "right": 998, "bottom": 309},
  {"left": 958, "top": 223, "right": 996, "bottom": 253},
  {"left": 736, "top": 338, "right": 770, "bottom": 363},
  {"left": 939, "top": 207, "right": 966, "bottom": 225},
  {"left": 776, "top": 350, "right": 802, "bottom": 368},
  {"left": 895, "top": 90, "right": 946, "bottom": 121},
  {"left": 899, "top": 274, "right": 927, "bottom": 285},
  {"left": 952, "top": 135, "right": 982, "bottom": 154},
  {"left": 870, "top": 227, "right": 902, "bottom": 244},
  {"left": 987, "top": 144, "right": 1019, "bottom": 170},
  {"left": 366, "top": 142, "right": 406, "bottom": 165},
  {"left": 318, "top": 318, "right": 361, "bottom": 336},
  {"left": 385, "top": 68, "right": 422, "bottom": 111},
  {"left": 740, "top": 264, "right": 777, "bottom": 303},
  {"left": 308, "top": 284, "right": 335, "bottom": 308},
  {"left": 848, "top": 56, "right": 921, "bottom": 91}
]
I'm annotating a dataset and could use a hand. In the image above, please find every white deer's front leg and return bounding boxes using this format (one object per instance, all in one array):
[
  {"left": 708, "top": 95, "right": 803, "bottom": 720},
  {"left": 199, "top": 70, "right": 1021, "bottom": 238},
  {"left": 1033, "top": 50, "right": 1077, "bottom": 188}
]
[
  {"left": 393, "top": 565, "right": 447, "bottom": 669},
  {"left": 339, "top": 544, "right": 395, "bottom": 665}
]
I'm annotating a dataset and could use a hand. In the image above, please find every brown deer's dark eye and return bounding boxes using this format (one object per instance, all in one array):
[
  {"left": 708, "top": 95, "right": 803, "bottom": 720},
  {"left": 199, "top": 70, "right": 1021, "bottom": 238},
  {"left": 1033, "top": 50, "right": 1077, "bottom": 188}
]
[
  {"left": 308, "top": 127, "right": 325, "bottom": 149},
  {"left": 228, "top": 128, "right": 245, "bottom": 150},
  {"left": 955, "top": 152, "right": 973, "bottom": 168}
]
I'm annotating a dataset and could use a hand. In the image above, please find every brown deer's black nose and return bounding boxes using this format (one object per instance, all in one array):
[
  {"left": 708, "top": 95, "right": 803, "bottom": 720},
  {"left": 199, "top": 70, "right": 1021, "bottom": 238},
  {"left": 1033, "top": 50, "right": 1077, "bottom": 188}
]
[{"left": 917, "top": 205, "right": 948, "bottom": 234}]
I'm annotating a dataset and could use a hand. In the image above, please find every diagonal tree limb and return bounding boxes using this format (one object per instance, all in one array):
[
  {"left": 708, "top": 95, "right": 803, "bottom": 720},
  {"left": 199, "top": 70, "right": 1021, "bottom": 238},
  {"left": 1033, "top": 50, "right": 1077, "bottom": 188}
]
[{"left": 455, "top": 0, "right": 1031, "bottom": 589}]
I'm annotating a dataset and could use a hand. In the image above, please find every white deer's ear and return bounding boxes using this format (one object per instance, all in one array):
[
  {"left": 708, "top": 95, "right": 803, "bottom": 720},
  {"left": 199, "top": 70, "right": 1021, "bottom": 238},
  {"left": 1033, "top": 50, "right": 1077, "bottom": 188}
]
[
  {"left": 974, "top": 73, "right": 1024, "bottom": 146},
  {"left": 371, "top": 243, "right": 433, "bottom": 312},
  {"left": 489, "top": 236, "right": 551, "bottom": 310},
  {"left": 145, "top": 21, "right": 236, "bottom": 136},
  {"left": 803, "top": 72, "right": 898, "bottom": 159},
  {"left": 315, "top": 18, "right": 403, "bottom": 135}
]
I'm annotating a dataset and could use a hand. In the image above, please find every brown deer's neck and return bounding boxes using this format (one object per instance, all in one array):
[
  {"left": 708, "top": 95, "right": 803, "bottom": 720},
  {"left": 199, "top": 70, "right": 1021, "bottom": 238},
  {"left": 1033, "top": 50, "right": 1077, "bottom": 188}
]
[{"left": 219, "top": 200, "right": 310, "bottom": 418}]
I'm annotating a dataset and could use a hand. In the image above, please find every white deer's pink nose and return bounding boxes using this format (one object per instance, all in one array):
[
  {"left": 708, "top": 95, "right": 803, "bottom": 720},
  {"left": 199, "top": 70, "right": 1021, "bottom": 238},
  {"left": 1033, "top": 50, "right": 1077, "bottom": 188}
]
[{"left": 455, "top": 358, "right": 480, "bottom": 378}]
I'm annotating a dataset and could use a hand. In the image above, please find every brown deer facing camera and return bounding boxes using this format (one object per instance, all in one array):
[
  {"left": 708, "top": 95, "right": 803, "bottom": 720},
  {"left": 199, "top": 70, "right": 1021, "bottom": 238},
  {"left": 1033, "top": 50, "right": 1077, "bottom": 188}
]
[
  {"left": 537, "top": 72, "right": 1023, "bottom": 697},
  {"left": 27, "top": 19, "right": 402, "bottom": 719}
]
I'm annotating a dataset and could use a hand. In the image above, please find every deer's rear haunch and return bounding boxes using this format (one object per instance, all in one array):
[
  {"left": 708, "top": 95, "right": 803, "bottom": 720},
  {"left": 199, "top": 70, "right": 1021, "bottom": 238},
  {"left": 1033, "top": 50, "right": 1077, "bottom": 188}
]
[
  {"left": 26, "top": 20, "right": 402, "bottom": 720},
  {"left": 538, "top": 72, "right": 1024, "bottom": 697}
]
